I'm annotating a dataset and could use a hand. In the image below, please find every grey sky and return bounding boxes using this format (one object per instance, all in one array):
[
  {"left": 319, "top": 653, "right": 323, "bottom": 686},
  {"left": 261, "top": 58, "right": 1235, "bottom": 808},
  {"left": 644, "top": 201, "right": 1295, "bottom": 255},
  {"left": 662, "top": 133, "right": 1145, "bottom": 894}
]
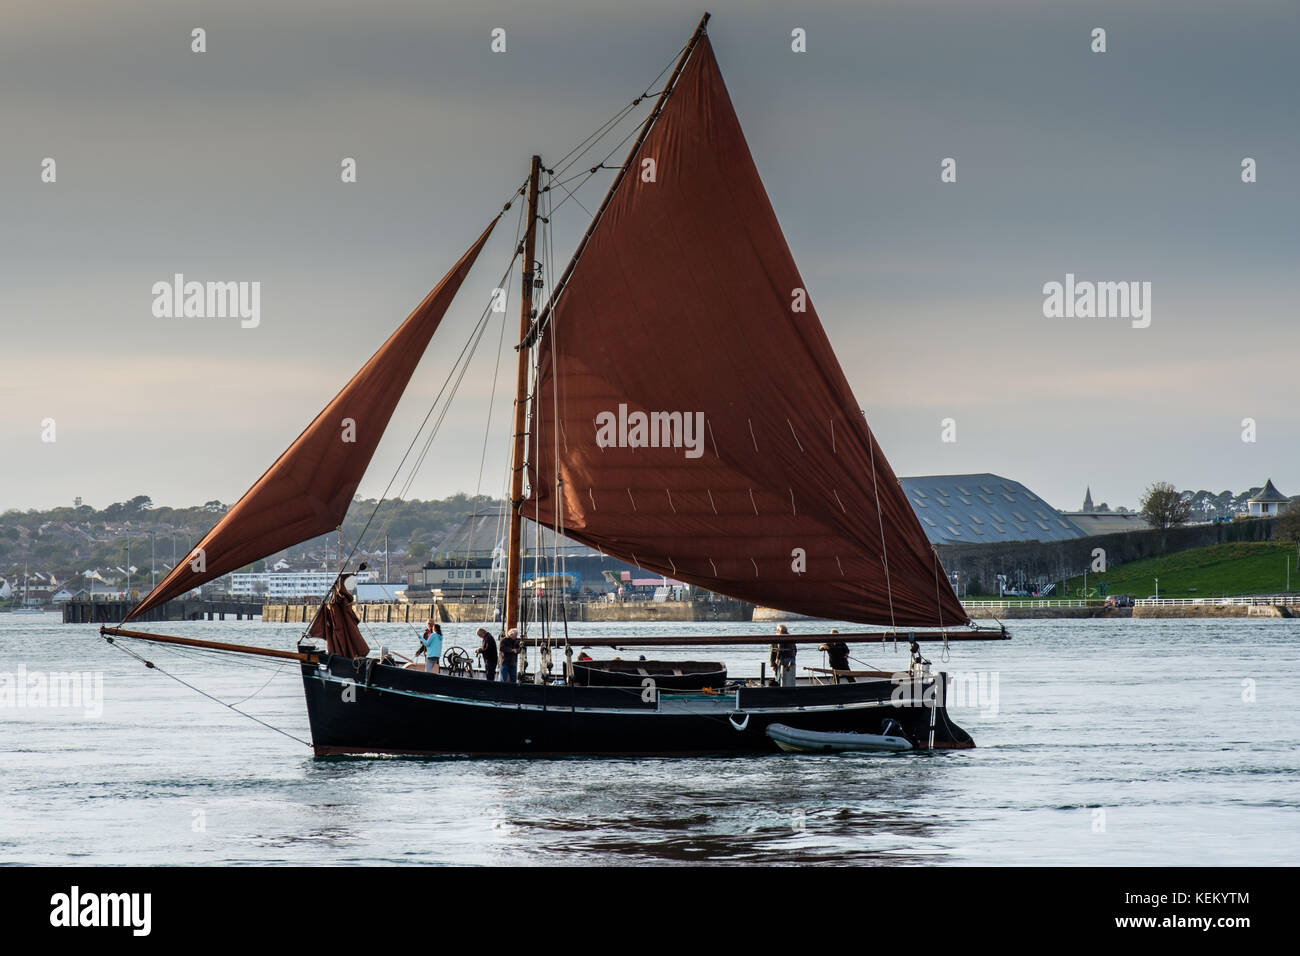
[{"left": 3, "top": 0, "right": 1297, "bottom": 514}]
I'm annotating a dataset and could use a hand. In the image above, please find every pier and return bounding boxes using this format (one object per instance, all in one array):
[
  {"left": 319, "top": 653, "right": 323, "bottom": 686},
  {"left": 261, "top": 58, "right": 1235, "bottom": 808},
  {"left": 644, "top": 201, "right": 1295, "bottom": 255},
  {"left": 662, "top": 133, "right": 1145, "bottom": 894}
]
[{"left": 63, "top": 599, "right": 263, "bottom": 624}]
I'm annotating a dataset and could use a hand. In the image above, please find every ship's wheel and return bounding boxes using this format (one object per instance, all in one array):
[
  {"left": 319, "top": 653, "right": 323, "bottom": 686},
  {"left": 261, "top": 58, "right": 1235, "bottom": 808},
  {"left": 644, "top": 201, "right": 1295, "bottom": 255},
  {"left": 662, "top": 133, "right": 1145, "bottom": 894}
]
[{"left": 442, "top": 645, "right": 473, "bottom": 677}]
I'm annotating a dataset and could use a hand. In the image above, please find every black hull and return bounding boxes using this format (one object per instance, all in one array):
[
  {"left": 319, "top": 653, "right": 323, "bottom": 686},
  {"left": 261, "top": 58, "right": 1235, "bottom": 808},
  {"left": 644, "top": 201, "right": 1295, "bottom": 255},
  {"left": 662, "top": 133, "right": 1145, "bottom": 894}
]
[{"left": 300, "top": 654, "right": 974, "bottom": 757}]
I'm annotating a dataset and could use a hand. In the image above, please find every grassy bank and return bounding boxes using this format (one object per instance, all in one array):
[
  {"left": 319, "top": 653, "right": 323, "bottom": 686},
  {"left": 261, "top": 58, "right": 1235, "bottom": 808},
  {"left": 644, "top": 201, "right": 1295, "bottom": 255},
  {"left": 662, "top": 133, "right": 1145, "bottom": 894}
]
[{"left": 1057, "top": 542, "right": 1299, "bottom": 599}]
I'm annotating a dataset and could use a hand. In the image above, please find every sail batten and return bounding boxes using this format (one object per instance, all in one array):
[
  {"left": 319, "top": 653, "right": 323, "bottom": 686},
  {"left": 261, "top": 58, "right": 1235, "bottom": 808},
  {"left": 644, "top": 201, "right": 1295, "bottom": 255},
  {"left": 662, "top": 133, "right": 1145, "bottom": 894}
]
[
  {"left": 524, "top": 37, "right": 967, "bottom": 626},
  {"left": 125, "top": 220, "right": 498, "bottom": 622}
]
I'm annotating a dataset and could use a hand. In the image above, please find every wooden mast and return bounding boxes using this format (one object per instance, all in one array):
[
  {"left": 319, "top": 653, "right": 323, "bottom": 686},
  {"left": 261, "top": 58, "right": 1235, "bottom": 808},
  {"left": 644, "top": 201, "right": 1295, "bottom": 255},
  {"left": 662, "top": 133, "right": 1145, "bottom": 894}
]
[
  {"left": 505, "top": 154, "right": 543, "bottom": 634},
  {"left": 504, "top": 14, "right": 709, "bottom": 628}
]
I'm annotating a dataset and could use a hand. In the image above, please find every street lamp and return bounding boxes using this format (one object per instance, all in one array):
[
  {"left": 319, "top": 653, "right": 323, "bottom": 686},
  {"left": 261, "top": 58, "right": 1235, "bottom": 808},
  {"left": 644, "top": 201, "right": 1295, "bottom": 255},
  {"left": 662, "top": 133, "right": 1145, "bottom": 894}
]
[{"left": 1154, "top": 577, "right": 1159, "bottom": 600}]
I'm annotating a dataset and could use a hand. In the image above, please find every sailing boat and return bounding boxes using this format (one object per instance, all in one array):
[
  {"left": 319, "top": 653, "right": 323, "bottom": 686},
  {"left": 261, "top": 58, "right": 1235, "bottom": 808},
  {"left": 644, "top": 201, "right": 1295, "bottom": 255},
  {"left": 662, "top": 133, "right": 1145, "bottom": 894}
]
[
  {"left": 12, "top": 563, "right": 44, "bottom": 614},
  {"left": 102, "top": 14, "right": 1007, "bottom": 756}
]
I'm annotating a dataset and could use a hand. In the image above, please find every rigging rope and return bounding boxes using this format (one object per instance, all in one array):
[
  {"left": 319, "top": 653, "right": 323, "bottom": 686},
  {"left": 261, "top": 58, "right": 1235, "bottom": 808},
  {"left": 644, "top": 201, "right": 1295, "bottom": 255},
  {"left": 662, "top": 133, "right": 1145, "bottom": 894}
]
[
  {"left": 293, "top": 42, "right": 690, "bottom": 649},
  {"left": 453, "top": 273, "right": 512, "bottom": 609},
  {"left": 316, "top": 200, "right": 529, "bottom": 645},
  {"left": 105, "top": 635, "right": 311, "bottom": 748},
  {"left": 867, "top": 434, "right": 899, "bottom": 647},
  {"left": 549, "top": 40, "right": 685, "bottom": 177}
]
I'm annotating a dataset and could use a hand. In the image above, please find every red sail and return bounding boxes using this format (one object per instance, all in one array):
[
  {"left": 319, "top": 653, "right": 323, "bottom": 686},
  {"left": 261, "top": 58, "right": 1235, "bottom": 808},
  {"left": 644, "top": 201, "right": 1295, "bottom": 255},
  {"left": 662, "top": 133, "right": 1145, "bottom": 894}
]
[
  {"left": 126, "top": 221, "right": 497, "bottom": 622},
  {"left": 525, "top": 38, "right": 966, "bottom": 627}
]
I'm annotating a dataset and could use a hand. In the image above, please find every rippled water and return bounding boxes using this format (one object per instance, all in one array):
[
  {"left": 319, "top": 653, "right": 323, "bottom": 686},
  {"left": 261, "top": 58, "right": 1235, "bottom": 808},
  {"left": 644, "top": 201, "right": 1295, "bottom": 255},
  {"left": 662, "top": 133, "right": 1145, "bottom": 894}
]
[{"left": 2, "top": 614, "right": 1297, "bottom": 864}]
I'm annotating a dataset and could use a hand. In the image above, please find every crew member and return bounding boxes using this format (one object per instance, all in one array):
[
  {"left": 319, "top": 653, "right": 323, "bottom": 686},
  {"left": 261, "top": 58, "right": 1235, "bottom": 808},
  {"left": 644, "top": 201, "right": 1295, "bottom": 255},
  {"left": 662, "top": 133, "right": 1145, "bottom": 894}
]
[
  {"left": 418, "top": 620, "right": 443, "bottom": 674},
  {"left": 475, "top": 626, "right": 498, "bottom": 681},
  {"left": 772, "top": 624, "right": 797, "bottom": 688},
  {"left": 499, "top": 627, "right": 521, "bottom": 683},
  {"left": 819, "top": 628, "right": 853, "bottom": 683}
]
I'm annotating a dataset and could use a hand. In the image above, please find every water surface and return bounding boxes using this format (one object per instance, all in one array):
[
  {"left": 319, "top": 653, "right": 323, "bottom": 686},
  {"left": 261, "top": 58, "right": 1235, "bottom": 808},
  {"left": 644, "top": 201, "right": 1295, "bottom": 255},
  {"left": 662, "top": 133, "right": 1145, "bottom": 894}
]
[{"left": 2, "top": 615, "right": 1296, "bottom": 865}]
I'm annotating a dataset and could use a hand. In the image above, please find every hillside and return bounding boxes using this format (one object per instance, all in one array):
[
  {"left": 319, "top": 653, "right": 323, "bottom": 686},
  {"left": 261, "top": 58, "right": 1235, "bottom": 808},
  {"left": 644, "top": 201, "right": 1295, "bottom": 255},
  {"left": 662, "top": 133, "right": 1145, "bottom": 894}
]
[
  {"left": 0, "top": 493, "right": 501, "bottom": 597},
  {"left": 1062, "top": 542, "right": 1299, "bottom": 599}
]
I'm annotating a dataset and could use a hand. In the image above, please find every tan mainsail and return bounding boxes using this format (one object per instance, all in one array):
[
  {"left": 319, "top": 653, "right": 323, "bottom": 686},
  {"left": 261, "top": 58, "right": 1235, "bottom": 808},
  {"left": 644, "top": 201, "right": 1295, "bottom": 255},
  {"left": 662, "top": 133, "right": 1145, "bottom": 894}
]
[{"left": 524, "top": 37, "right": 966, "bottom": 627}]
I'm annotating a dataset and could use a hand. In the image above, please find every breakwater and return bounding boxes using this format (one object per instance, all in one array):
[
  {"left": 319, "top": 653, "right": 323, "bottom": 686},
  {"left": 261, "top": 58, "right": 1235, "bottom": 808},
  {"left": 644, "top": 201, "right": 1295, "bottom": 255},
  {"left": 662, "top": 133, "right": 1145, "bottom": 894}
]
[{"left": 63, "top": 599, "right": 262, "bottom": 623}]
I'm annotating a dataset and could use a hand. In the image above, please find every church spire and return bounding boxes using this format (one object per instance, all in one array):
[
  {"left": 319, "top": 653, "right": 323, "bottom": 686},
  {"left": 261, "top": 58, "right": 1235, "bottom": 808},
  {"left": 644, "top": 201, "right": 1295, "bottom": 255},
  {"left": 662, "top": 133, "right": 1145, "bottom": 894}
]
[{"left": 1082, "top": 486, "right": 1094, "bottom": 511}]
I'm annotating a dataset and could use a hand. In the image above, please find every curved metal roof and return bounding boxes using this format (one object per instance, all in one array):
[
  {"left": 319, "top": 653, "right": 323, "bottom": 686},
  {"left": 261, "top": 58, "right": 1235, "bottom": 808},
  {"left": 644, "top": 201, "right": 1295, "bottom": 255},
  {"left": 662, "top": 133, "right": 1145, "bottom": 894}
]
[{"left": 899, "top": 473, "right": 1086, "bottom": 545}]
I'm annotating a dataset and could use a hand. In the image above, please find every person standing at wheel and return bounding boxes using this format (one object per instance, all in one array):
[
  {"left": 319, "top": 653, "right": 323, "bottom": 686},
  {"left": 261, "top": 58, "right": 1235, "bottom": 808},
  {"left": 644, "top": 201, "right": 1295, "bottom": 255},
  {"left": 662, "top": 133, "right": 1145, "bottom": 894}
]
[{"left": 418, "top": 619, "right": 444, "bottom": 674}]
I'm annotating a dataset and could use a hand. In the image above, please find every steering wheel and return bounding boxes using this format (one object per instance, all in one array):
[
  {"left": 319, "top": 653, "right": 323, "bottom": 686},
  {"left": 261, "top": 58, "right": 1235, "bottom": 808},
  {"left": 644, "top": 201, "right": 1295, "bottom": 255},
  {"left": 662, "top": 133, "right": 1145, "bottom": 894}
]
[{"left": 442, "top": 645, "right": 473, "bottom": 676}]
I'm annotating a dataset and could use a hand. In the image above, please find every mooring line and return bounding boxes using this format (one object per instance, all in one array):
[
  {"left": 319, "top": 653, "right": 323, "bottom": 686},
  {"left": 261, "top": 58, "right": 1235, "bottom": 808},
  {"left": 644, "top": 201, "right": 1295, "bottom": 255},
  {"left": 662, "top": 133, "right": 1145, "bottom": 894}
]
[{"left": 105, "top": 635, "right": 311, "bottom": 749}]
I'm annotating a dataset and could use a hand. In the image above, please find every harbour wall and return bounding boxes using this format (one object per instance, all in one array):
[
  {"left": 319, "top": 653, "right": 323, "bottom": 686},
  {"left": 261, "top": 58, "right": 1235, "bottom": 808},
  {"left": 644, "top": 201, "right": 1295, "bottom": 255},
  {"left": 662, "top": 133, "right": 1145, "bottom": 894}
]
[
  {"left": 1132, "top": 604, "right": 1294, "bottom": 618},
  {"left": 263, "top": 599, "right": 754, "bottom": 625},
  {"left": 63, "top": 599, "right": 262, "bottom": 623}
]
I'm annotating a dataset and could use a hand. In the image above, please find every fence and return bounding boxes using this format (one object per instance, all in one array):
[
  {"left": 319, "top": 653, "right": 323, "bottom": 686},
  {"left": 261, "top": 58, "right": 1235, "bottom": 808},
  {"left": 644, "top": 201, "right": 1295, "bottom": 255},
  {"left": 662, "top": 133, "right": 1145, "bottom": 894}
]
[
  {"left": 964, "top": 594, "right": 1300, "bottom": 610},
  {"left": 963, "top": 599, "right": 1103, "bottom": 609},
  {"left": 1135, "top": 595, "right": 1299, "bottom": 607}
]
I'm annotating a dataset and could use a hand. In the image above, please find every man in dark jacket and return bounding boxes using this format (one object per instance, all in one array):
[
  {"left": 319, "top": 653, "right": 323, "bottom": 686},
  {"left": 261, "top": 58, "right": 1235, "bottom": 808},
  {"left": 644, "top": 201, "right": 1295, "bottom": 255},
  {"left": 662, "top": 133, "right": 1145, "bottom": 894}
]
[
  {"left": 819, "top": 629, "right": 854, "bottom": 683},
  {"left": 475, "top": 626, "right": 498, "bottom": 680}
]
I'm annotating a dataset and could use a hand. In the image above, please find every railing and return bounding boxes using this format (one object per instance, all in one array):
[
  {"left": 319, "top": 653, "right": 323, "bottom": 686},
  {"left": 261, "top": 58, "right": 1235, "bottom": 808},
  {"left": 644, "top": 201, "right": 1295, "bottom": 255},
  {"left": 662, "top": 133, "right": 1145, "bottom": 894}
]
[
  {"left": 962, "top": 599, "right": 1104, "bottom": 609},
  {"left": 964, "top": 595, "right": 1300, "bottom": 608},
  {"left": 1135, "top": 595, "right": 1300, "bottom": 607}
]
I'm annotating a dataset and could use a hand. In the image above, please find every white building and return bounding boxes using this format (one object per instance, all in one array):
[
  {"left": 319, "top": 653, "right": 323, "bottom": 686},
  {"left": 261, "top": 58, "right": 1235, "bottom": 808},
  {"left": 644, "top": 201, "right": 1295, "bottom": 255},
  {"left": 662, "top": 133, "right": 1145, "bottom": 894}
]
[
  {"left": 1247, "top": 479, "right": 1290, "bottom": 517},
  {"left": 356, "top": 583, "right": 406, "bottom": 603},
  {"left": 229, "top": 570, "right": 371, "bottom": 600}
]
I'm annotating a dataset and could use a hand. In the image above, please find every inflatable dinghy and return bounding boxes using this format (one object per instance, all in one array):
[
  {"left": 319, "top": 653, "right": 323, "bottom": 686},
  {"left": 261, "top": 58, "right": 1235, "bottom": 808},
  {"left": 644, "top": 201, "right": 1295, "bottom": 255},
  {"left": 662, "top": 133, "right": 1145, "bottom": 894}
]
[{"left": 765, "top": 723, "right": 913, "bottom": 753}]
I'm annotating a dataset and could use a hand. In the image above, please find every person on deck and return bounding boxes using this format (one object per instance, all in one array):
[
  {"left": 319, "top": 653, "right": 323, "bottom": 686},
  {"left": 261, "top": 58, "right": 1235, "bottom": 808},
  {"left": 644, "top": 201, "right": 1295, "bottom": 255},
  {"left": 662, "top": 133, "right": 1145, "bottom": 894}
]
[
  {"left": 498, "top": 627, "right": 521, "bottom": 683},
  {"left": 772, "top": 624, "right": 797, "bottom": 687},
  {"left": 819, "top": 629, "right": 853, "bottom": 683},
  {"left": 475, "top": 626, "right": 498, "bottom": 681},
  {"left": 419, "top": 620, "right": 443, "bottom": 674}
]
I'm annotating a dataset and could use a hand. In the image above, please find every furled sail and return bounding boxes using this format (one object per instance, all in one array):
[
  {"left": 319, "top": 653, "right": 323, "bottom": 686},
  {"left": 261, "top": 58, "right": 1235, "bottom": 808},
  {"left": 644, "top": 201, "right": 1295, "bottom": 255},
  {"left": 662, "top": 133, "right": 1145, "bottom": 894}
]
[
  {"left": 308, "top": 574, "right": 370, "bottom": 658},
  {"left": 125, "top": 221, "right": 497, "bottom": 622},
  {"left": 525, "top": 38, "right": 966, "bottom": 626}
]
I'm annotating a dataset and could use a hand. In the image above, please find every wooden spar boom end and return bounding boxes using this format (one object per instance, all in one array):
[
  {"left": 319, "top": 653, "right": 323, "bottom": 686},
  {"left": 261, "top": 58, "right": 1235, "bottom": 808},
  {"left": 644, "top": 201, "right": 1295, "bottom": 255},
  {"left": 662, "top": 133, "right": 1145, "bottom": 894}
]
[
  {"left": 522, "top": 629, "right": 1010, "bottom": 648},
  {"left": 101, "top": 625, "right": 315, "bottom": 662}
]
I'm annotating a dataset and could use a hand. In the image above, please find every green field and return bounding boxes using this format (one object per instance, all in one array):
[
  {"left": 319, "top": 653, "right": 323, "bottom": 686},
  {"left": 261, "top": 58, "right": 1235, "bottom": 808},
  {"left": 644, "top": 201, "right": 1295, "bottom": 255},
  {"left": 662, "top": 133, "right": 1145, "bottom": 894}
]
[{"left": 1059, "top": 542, "right": 1300, "bottom": 599}]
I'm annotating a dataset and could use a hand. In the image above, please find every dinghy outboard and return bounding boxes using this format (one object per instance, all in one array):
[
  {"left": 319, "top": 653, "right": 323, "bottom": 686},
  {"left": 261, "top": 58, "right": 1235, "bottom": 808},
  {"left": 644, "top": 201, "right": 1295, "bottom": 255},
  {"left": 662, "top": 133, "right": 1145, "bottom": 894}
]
[{"left": 765, "top": 721, "right": 914, "bottom": 753}]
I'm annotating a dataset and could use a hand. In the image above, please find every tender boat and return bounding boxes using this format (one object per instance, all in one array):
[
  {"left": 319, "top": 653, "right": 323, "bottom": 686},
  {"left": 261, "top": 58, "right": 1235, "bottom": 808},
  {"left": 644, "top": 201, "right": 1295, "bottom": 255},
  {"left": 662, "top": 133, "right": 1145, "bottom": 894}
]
[{"left": 766, "top": 722, "right": 914, "bottom": 754}]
